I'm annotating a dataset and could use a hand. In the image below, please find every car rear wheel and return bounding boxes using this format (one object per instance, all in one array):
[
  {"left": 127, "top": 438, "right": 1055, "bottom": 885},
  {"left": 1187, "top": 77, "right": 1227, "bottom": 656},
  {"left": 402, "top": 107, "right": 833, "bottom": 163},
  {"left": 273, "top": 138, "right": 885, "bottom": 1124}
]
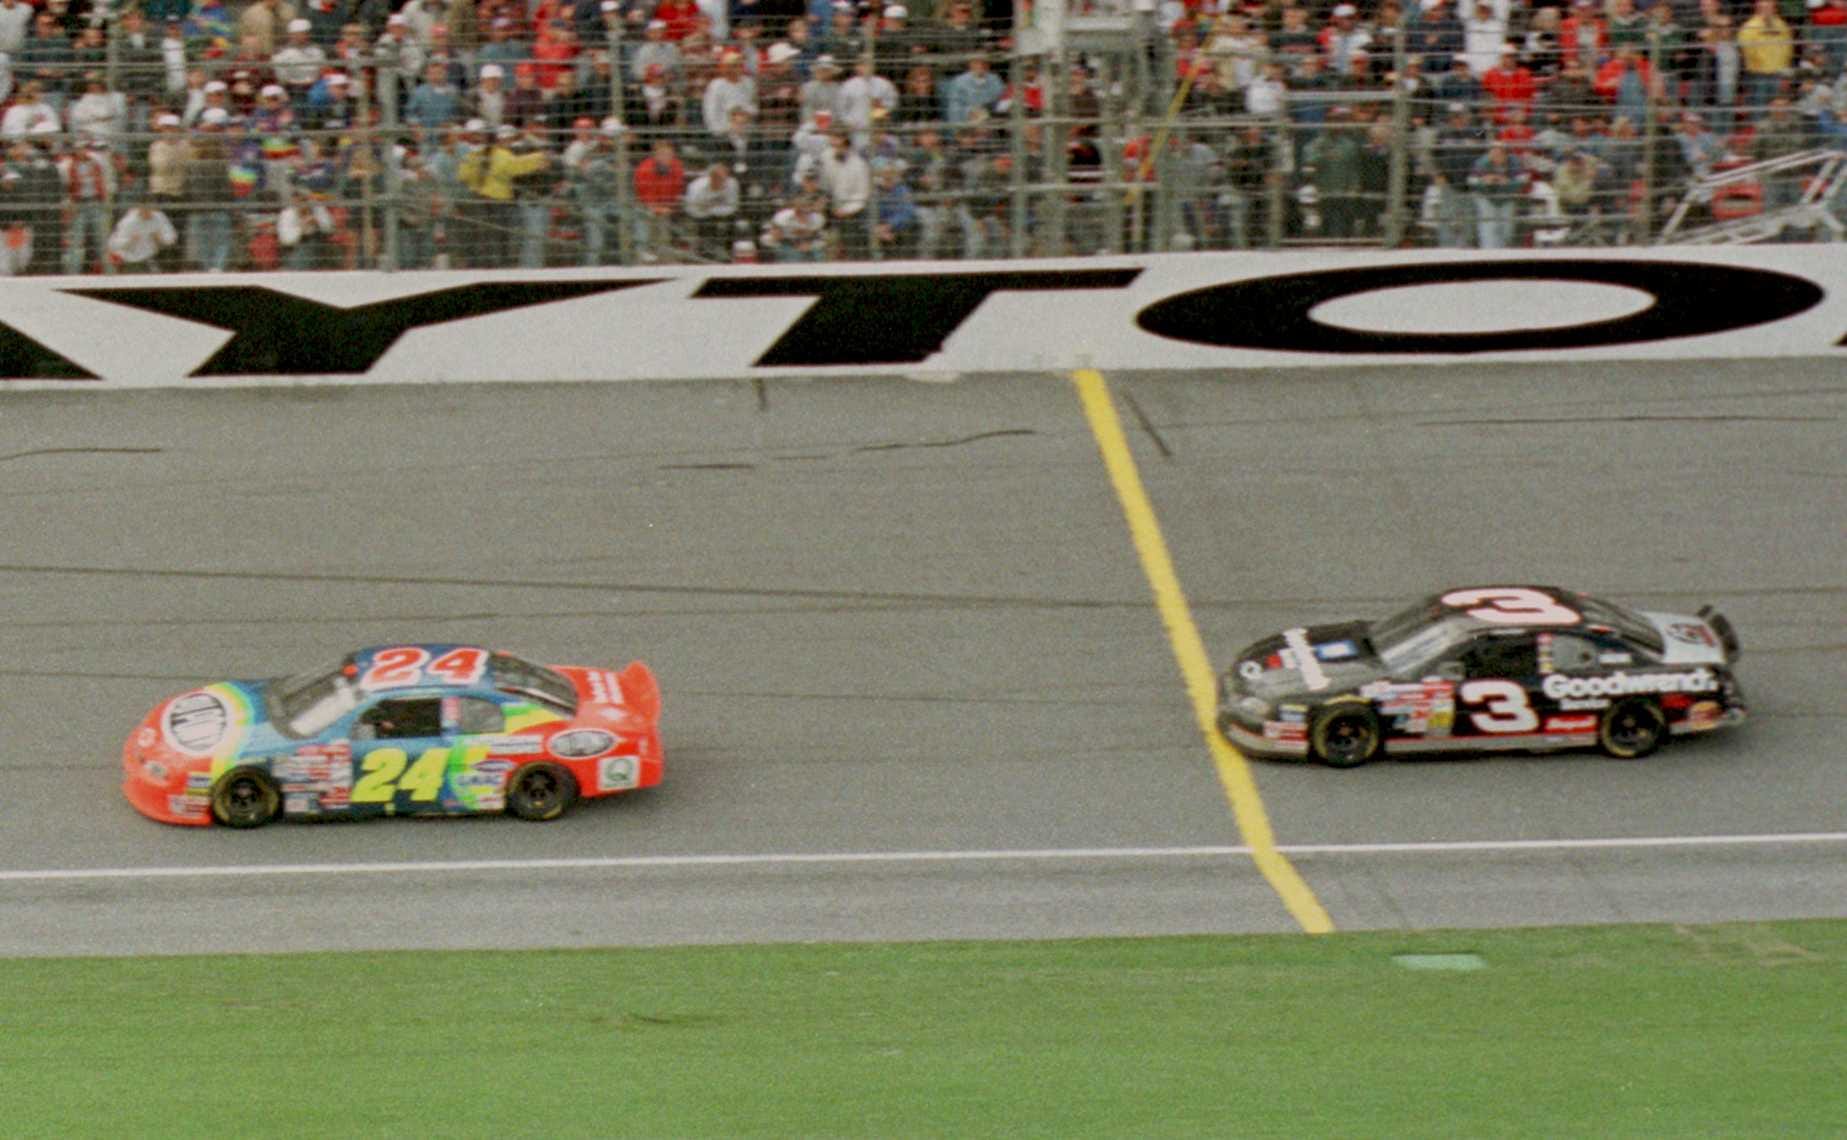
[
  {"left": 1310, "top": 704, "right": 1381, "bottom": 768},
  {"left": 211, "top": 767, "right": 281, "bottom": 829},
  {"left": 506, "top": 763, "right": 578, "bottom": 822},
  {"left": 1600, "top": 698, "right": 1666, "bottom": 760}
]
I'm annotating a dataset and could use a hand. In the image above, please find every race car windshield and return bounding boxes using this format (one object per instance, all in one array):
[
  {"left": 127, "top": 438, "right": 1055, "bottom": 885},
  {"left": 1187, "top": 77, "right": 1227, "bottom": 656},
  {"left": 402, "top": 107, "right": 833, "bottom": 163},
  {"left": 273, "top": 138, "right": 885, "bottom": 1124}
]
[
  {"left": 1571, "top": 595, "right": 1667, "bottom": 654},
  {"left": 270, "top": 662, "right": 360, "bottom": 738},
  {"left": 490, "top": 653, "right": 578, "bottom": 714},
  {"left": 1376, "top": 614, "right": 1474, "bottom": 675},
  {"left": 1369, "top": 598, "right": 1444, "bottom": 655}
]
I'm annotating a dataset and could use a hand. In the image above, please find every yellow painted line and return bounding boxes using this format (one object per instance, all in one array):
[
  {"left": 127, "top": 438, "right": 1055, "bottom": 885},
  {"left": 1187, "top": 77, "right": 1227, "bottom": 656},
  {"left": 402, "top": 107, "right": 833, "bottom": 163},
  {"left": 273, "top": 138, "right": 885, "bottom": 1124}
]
[{"left": 1070, "top": 369, "right": 1335, "bottom": 935}]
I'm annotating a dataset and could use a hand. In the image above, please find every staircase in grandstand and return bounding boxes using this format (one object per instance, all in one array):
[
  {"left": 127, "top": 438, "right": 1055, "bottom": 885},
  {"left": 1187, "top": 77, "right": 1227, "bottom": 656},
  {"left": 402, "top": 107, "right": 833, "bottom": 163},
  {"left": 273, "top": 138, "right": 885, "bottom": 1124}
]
[{"left": 1655, "top": 150, "right": 1847, "bottom": 245}]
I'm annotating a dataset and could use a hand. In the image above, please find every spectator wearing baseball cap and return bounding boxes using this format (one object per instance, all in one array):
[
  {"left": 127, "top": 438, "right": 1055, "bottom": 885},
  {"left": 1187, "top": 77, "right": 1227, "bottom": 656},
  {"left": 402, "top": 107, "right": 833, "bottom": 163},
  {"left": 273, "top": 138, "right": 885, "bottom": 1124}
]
[
  {"left": 631, "top": 17, "right": 682, "bottom": 87},
  {"left": 273, "top": 17, "right": 327, "bottom": 98}
]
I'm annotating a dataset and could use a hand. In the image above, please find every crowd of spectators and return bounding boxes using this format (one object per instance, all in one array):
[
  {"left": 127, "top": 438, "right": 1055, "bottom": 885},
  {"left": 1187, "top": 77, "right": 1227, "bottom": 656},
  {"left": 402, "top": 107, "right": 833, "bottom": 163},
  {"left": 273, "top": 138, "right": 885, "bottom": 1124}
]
[
  {"left": 1159, "top": 0, "right": 1847, "bottom": 245},
  {"left": 0, "top": 0, "right": 1842, "bottom": 273}
]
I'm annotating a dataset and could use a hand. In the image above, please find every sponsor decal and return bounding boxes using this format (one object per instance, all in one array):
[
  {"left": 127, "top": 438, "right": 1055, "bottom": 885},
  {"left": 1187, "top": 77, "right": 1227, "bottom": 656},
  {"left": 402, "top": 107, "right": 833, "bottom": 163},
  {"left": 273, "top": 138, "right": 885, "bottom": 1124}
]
[
  {"left": 596, "top": 755, "right": 640, "bottom": 792},
  {"left": 552, "top": 728, "right": 619, "bottom": 760},
  {"left": 134, "top": 726, "right": 157, "bottom": 749},
  {"left": 1543, "top": 714, "right": 1598, "bottom": 734},
  {"left": 1540, "top": 669, "right": 1717, "bottom": 701},
  {"left": 143, "top": 761, "right": 169, "bottom": 782},
  {"left": 166, "top": 793, "right": 208, "bottom": 816},
  {"left": 163, "top": 691, "right": 229, "bottom": 755},
  {"left": 1668, "top": 622, "right": 1717, "bottom": 647},
  {"left": 1316, "top": 640, "right": 1358, "bottom": 661},
  {"left": 1687, "top": 700, "right": 1724, "bottom": 731},
  {"left": 1598, "top": 652, "right": 1633, "bottom": 665},
  {"left": 185, "top": 771, "right": 215, "bottom": 790},
  {"left": 320, "top": 786, "right": 350, "bottom": 809},
  {"left": 482, "top": 735, "right": 543, "bottom": 755},
  {"left": 285, "top": 794, "right": 313, "bottom": 814},
  {"left": 454, "top": 758, "right": 516, "bottom": 789},
  {"left": 1134, "top": 261, "right": 1825, "bottom": 355},
  {"left": 1364, "top": 679, "right": 1456, "bottom": 735},
  {"left": 695, "top": 270, "right": 1142, "bottom": 366},
  {"left": 1237, "top": 660, "right": 1264, "bottom": 682},
  {"left": 70, "top": 281, "right": 657, "bottom": 376},
  {"left": 1278, "top": 705, "right": 1307, "bottom": 724},
  {"left": 1557, "top": 697, "right": 1611, "bottom": 711},
  {"left": 586, "top": 670, "right": 623, "bottom": 707},
  {"left": 1281, "top": 628, "right": 1330, "bottom": 692},
  {"left": 1262, "top": 721, "right": 1307, "bottom": 743}
]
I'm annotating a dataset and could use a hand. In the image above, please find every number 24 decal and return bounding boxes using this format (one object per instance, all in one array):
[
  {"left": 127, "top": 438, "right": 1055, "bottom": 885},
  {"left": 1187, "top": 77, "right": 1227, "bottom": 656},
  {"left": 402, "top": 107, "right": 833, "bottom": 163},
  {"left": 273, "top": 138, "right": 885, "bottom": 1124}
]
[
  {"left": 352, "top": 745, "right": 487, "bottom": 803},
  {"left": 1459, "top": 680, "right": 1538, "bottom": 734},
  {"left": 360, "top": 647, "right": 488, "bottom": 690}
]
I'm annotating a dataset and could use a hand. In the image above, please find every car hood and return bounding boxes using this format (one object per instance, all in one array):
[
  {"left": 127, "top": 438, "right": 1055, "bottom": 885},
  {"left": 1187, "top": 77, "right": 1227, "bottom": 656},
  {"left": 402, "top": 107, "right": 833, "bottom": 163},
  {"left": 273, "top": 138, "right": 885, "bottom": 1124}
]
[
  {"left": 149, "top": 679, "right": 280, "bottom": 761},
  {"left": 1226, "top": 621, "right": 1385, "bottom": 701}
]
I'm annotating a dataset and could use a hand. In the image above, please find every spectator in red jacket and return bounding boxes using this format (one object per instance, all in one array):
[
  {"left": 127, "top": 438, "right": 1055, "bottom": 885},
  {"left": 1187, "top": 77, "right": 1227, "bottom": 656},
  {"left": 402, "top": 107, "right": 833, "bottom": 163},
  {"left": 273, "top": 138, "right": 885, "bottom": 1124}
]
[
  {"left": 1481, "top": 45, "right": 1536, "bottom": 124},
  {"left": 632, "top": 136, "right": 686, "bottom": 260}
]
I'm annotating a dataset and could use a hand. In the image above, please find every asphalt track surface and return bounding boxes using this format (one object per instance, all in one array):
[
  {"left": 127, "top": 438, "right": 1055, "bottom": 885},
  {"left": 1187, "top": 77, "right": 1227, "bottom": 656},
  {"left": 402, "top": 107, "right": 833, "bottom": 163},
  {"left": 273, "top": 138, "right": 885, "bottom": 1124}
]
[{"left": 1, "top": 359, "right": 1841, "bottom": 956}]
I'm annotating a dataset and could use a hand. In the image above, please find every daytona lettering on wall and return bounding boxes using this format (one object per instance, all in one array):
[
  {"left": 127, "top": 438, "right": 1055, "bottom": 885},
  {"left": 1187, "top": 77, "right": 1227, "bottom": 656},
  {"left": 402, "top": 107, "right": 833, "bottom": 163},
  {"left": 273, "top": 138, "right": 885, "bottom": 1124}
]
[{"left": 0, "top": 254, "right": 1839, "bottom": 384}]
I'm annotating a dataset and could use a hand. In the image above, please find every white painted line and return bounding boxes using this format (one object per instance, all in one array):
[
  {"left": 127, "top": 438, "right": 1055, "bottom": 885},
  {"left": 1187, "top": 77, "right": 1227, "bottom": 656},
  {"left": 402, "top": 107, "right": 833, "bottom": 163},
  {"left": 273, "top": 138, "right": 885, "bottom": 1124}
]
[{"left": 1, "top": 833, "right": 1842, "bottom": 883}]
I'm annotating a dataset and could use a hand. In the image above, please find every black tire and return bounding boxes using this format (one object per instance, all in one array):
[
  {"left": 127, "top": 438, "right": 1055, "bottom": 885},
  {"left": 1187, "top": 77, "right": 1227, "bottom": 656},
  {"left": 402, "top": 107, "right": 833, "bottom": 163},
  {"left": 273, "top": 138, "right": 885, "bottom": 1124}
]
[
  {"left": 506, "top": 763, "right": 578, "bottom": 821},
  {"left": 1310, "top": 703, "right": 1382, "bottom": 768},
  {"left": 210, "top": 767, "right": 281, "bottom": 829},
  {"left": 1599, "top": 698, "right": 1666, "bottom": 760}
]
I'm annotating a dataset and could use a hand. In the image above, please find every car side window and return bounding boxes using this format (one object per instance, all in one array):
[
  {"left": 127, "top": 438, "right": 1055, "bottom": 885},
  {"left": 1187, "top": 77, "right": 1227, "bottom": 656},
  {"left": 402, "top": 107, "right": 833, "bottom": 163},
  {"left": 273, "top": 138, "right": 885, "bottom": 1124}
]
[
  {"left": 1546, "top": 634, "right": 1600, "bottom": 672},
  {"left": 455, "top": 696, "right": 505, "bottom": 735},
  {"left": 354, "top": 697, "right": 444, "bottom": 740},
  {"left": 1463, "top": 634, "right": 1537, "bottom": 679}
]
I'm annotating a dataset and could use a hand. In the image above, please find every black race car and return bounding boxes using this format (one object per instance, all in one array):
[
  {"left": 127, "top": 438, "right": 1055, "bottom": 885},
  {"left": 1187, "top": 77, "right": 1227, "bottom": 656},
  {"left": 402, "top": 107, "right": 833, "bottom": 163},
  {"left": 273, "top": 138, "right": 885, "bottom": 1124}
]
[{"left": 1217, "top": 586, "right": 1744, "bottom": 766}]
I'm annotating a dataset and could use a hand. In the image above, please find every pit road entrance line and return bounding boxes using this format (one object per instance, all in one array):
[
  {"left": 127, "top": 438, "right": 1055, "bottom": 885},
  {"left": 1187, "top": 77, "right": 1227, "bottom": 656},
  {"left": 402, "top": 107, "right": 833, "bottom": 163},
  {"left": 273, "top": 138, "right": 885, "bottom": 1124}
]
[{"left": 1070, "top": 368, "right": 1334, "bottom": 934}]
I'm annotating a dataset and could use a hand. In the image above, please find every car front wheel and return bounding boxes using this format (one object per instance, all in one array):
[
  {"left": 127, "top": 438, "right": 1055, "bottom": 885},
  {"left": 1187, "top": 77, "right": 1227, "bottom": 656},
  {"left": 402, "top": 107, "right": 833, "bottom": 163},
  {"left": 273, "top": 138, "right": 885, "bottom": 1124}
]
[
  {"left": 1599, "top": 698, "right": 1666, "bottom": 760},
  {"left": 1310, "top": 703, "right": 1381, "bottom": 768},
  {"left": 506, "top": 763, "right": 579, "bottom": 821},
  {"left": 211, "top": 767, "right": 281, "bottom": 829}
]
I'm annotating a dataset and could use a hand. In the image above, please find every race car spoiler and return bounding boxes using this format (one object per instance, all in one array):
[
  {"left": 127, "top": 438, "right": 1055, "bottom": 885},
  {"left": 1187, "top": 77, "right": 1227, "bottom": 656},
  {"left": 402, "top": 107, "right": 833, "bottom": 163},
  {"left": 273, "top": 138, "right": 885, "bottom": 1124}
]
[{"left": 1699, "top": 606, "right": 1741, "bottom": 662}]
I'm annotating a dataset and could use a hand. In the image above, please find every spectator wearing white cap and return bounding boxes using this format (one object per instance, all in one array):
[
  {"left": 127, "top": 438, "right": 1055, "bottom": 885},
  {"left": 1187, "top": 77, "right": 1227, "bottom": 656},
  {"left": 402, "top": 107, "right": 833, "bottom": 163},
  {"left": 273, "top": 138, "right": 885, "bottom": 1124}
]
[
  {"left": 272, "top": 18, "right": 327, "bottom": 96},
  {"left": 799, "top": 54, "right": 842, "bottom": 126},
  {"left": 304, "top": 71, "right": 354, "bottom": 131},
  {"left": 377, "top": 14, "right": 429, "bottom": 101},
  {"left": 472, "top": 64, "right": 508, "bottom": 129},
  {"left": 144, "top": 112, "right": 190, "bottom": 271},
  {"left": 630, "top": 18, "right": 682, "bottom": 87},
  {"left": 237, "top": 0, "right": 299, "bottom": 57},
  {"left": 1323, "top": 5, "right": 1373, "bottom": 79}
]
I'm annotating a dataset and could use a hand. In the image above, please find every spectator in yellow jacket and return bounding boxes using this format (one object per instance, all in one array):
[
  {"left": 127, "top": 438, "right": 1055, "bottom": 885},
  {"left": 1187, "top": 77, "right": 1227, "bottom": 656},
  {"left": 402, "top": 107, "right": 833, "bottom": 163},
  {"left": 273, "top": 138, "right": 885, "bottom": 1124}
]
[
  {"left": 1737, "top": 0, "right": 1793, "bottom": 107},
  {"left": 469, "top": 124, "right": 549, "bottom": 266}
]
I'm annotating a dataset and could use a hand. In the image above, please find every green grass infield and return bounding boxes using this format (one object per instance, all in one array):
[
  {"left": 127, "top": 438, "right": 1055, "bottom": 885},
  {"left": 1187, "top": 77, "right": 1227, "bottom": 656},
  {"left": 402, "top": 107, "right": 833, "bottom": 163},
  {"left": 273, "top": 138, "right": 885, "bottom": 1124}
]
[{"left": 2, "top": 920, "right": 1841, "bottom": 1138}]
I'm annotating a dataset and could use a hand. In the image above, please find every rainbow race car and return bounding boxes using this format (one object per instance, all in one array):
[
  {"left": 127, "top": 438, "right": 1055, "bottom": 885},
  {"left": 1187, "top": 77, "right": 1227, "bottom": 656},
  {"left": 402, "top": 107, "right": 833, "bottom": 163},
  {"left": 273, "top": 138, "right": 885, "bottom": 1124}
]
[
  {"left": 1217, "top": 586, "right": 1744, "bottom": 766},
  {"left": 123, "top": 645, "right": 663, "bottom": 827}
]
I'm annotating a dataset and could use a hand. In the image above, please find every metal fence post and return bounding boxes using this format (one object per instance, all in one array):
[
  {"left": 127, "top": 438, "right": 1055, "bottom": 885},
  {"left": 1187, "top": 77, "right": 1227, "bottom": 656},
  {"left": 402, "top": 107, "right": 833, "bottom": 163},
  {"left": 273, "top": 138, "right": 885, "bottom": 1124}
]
[
  {"left": 1267, "top": 109, "right": 1287, "bottom": 248},
  {"left": 606, "top": 20, "right": 632, "bottom": 265},
  {"left": 378, "top": 47, "right": 402, "bottom": 271},
  {"left": 1008, "top": 0, "right": 1028, "bottom": 258},
  {"left": 1638, "top": 29, "right": 1662, "bottom": 244},
  {"left": 1383, "top": 6, "right": 1412, "bottom": 246}
]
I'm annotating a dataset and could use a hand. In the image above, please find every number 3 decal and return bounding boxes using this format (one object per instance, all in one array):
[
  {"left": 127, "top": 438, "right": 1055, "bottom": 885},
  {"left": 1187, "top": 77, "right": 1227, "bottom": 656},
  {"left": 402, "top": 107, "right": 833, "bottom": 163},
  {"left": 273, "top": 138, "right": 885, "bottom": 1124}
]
[
  {"left": 1460, "top": 680, "right": 1538, "bottom": 734},
  {"left": 1441, "top": 587, "right": 1581, "bottom": 626}
]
